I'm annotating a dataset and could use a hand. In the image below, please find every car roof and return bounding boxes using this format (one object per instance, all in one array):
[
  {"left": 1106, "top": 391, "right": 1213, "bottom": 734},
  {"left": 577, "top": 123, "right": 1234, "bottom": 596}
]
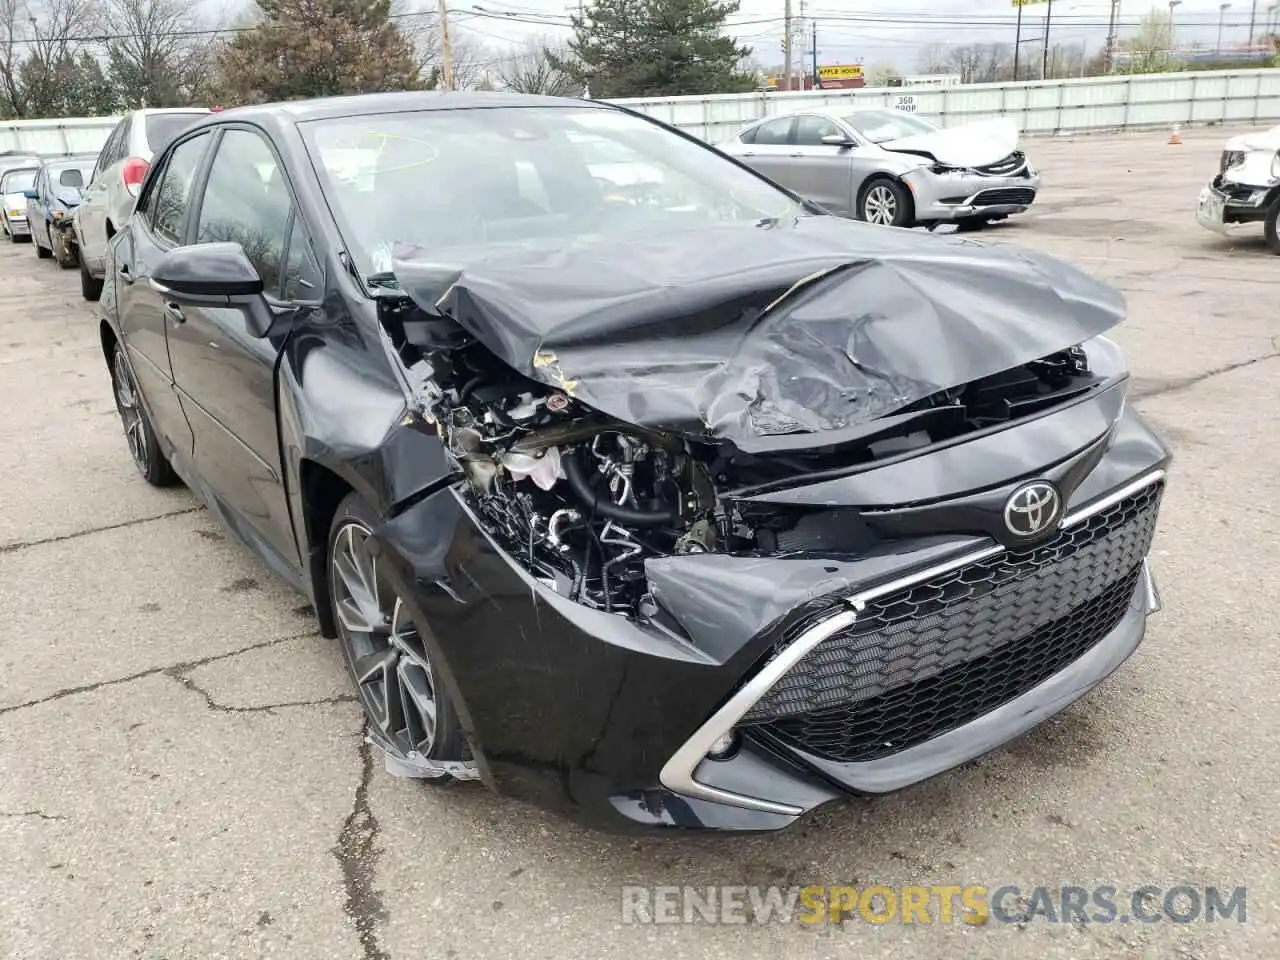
[
  {"left": 42, "top": 155, "right": 97, "bottom": 167},
  {"left": 193, "top": 91, "right": 605, "bottom": 128}
]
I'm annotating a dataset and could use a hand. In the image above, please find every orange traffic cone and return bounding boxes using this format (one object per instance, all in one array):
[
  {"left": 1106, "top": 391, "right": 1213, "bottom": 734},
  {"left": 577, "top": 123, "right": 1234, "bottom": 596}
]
[{"left": 1169, "top": 123, "right": 1183, "bottom": 145}]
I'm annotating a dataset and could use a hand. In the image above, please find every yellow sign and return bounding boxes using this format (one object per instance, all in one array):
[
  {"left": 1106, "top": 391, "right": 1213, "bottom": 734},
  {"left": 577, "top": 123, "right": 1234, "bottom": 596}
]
[{"left": 818, "top": 64, "right": 864, "bottom": 81}]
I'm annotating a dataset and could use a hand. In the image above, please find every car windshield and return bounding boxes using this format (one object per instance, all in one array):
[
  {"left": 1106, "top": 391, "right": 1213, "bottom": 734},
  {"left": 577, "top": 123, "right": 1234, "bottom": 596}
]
[
  {"left": 145, "top": 113, "right": 208, "bottom": 152},
  {"left": 3, "top": 168, "right": 36, "bottom": 193},
  {"left": 843, "top": 111, "right": 940, "bottom": 143},
  {"left": 299, "top": 106, "right": 804, "bottom": 280}
]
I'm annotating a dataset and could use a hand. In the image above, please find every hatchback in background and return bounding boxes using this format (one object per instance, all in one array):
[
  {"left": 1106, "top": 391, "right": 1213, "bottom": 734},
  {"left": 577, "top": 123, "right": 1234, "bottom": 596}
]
[
  {"left": 24, "top": 156, "right": 95, "bottom": 263},
  {"left": 1, "top": 165, "right": 37, "bottom": 241},
  {"left": 74, "top": 107, "right": 211, "bottom": 299},
  {"left": 718, "top": 107, "right": 1040, "bottom": 231}
]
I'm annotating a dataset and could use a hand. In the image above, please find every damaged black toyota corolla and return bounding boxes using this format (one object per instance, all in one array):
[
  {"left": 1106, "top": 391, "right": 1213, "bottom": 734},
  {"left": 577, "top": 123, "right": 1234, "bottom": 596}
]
[{"left": 99, "top": 91, "right": 1168, "bottom": 832}]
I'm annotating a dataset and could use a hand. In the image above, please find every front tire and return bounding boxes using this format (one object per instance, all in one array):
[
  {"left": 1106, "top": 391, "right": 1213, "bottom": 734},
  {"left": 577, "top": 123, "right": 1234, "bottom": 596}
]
[
  {"left": 35, "top": 235, "right": 52, "bottom": 258},
  {"left": 955, "top": 216, "right": 991, "bottom": 233},
  {"left": 857, "top": 177, "right": 913, "bottom": 227},
  {"left": 328, "top": 493, "right": 467, "bottom": 783},
  {"left": 110, "top": 342, "right": 179, "bottom": 487}
]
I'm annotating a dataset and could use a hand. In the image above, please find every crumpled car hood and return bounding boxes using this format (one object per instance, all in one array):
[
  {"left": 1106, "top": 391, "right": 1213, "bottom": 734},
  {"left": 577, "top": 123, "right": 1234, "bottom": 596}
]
[
  {"left": 879, "top": 117, "right": 1020, "bottom": 168},
  {"left": 392, "top": 214, "right": 1125, "bottom": 453},
  {"left": 1224, "top": 124, "right": 1280, "bottom": 152}
]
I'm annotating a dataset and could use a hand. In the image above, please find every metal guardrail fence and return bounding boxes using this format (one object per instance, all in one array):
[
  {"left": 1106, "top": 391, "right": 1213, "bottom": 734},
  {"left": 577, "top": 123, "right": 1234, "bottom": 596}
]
[
  {"left": 0, "top": 116, "right": 117, "bottom": 157},
  {"left": 2, "top": 68, "right": 1278, "bottom": 157},
  {"left": 610, "top": 68, "right": 1280, "bottom": 143}
]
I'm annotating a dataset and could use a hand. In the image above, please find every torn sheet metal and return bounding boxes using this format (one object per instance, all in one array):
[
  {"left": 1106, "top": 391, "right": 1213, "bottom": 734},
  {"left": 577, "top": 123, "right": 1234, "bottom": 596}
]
[{"left": 392, "top": 214, "right": 1126, "bottom": 453}]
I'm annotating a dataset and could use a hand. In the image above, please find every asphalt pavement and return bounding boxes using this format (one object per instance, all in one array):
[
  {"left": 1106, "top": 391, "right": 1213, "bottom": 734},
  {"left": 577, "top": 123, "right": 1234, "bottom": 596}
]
[{"left": 1, "top": 125, "right": 1277, "bottom": 960}]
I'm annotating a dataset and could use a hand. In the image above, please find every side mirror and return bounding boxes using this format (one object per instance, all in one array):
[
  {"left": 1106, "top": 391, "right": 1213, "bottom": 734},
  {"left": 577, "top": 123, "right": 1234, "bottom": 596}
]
[
  {"left": 152, "top": 242, "right": 275, "bottom": 338},
  {"left": 23, "top": 189, "right": 38, "bottom": 199},
  {"left": 820, "top": 134, "right": 857, "bottom": 148}
]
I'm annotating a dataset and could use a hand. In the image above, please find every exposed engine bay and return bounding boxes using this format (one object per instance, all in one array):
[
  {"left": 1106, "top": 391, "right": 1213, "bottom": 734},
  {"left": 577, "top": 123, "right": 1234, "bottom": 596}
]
[{"left": 388, "top": 301, "right": 1102, "bottom": 618}]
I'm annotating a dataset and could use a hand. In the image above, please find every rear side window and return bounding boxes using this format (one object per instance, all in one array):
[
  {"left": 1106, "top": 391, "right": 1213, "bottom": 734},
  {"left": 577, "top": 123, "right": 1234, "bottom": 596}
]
[
  {"left": 145, "top": 114, "right": 207, "bottom": 154},
  {"left": 752, "top": 117, "right": 794, "bottom": 145},
  {"left": 146, "top": 132, "right": 211, "bottom": 244}
]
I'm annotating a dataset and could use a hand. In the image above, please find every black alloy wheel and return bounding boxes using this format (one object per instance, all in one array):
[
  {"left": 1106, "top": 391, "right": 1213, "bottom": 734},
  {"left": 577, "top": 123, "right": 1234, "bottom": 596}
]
[
  {"left": 328, "top": 493, "right": 466, "bottom": 782},
  {"left": 110, "top": 343, "right": 179, "bottom": 487}
]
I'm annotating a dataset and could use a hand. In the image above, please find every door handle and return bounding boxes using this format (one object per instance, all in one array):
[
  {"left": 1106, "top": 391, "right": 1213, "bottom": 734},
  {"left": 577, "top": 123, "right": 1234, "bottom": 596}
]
[
  {"left": 163, "top": 301, "right": 185, "bottom": 325},
  {"left": 118, "top": 263, "right": 134, "bottom": 284}
]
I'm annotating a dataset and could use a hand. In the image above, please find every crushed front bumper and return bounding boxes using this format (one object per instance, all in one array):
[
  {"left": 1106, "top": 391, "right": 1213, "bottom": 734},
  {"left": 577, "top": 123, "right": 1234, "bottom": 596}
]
[
  {"left": 904, "top": 165, "right": 1042, "bottom": 221},
  {"left": 376, "top": 393, "right": 1169, "bottom": 833},
  {"left": 1196, "top": 176, "right": 1278, "bottom": 234}
]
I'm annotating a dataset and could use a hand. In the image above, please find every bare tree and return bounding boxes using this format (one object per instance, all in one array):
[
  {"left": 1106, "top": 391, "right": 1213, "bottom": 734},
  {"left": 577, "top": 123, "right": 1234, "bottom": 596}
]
[
  {"left": 866, "top": 61, "right": 901, "bottom": 87},
  {"left": 1, "top": 0, "right": 100, "bottom": 117},
  {"left": 104, "top": 0, "right": 215, "bottom": 107},
  {"left": 1124, "top": 8, "right": 1174, "bottom": 73},
  {"left": 497, "top": 38, "right": 580, "bottom": 96}
]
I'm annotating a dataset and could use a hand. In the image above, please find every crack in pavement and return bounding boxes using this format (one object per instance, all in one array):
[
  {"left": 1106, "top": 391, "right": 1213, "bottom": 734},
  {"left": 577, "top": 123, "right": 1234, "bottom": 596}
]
[
  {"left": 0, "top": 505, "right": 205, "bottom": 555},
  {"left": 0, "top": 810, "right": 68, "bottom": 822},
  {"left": 334, "top": 736, "right": 391, "bottom": 960},
  {"left": 167, "top": 670, "right": 357, "bottom": 715},
  {"left": 1131, "top": 348, "right": 1280, "bottom": 401},
  {"left": 0, "top": 632, "right": 316, "bottom": 716}
]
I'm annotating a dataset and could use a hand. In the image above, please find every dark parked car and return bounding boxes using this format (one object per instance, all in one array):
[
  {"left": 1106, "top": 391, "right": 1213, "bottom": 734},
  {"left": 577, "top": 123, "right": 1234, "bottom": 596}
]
[{"left": 98, "top": 91, "right": 1169, "bottom": 832}]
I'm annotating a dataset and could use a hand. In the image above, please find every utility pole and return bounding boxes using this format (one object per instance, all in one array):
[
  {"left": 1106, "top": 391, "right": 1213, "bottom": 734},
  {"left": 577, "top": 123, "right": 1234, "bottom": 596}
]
[
  {"left": 1014, "top": 1, "right": 1023, "bottom": 80},
  {"left": 811, "top": 18, "right": 819, "bottom": 88},
  {"left": 1104, "top": 0, "right": 1121, "bottom": 72},
  {"left": 1042, "top": 0, "right": 1054, "bottom": 79},
  {"left": 1248, "top": 0, "right": 1258, "bottom": 44},
  {"left": 781, "top": 0, "right": 793, "bottom": 91},
  {"left": 437, "top": 0, "right": 455, "bottom": 90}
]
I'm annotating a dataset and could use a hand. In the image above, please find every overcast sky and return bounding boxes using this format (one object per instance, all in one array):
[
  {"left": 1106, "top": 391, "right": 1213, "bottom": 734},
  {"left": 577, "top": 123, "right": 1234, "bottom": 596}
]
[{"left": 443, "top": 0, "right": 1276, "bottom": 72}]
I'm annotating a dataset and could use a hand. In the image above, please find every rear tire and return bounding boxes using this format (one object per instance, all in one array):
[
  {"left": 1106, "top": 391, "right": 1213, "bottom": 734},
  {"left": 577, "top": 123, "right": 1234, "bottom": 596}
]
[
  {"left": 857, "top": 177, "right": 913, "bottom": 227},
  {"left": 1264, "top": 200, "right": 1280, "bottom": 255},
  {"left": 328, "top": 492, "right": 467, "bottom": 784},
  {"left": 109, "top": 342, "right": 180, "bottom": 487},
  {"left": 80, "top": 257, "right": 104, "bottom": 301}
]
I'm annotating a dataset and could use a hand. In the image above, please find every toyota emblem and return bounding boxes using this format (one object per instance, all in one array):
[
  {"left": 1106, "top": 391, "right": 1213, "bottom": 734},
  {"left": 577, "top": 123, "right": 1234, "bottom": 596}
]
[{"left": 1004, "top": 481, "right": 1062, "bottom": 538}]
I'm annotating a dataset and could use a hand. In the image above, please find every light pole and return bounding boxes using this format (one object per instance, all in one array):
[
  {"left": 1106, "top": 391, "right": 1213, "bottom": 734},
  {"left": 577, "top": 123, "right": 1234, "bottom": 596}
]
[
  {"left": 1169, "top": 0, "right": 1182, "bottom": 67},
  {"left": 1219, "top": 2, "right": 1232, "bottom": 53},
  {"left": 1042, "top": 0, "right": 1055, "bottom": 79}
]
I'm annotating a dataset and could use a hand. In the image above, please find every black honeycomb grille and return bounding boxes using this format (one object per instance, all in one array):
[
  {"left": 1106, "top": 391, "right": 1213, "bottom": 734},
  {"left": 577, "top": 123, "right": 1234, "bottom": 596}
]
[
  {"left": 972, "top": 187, "right": 1036, "bottom": 206},
  {"left": 740, "top": 481, "right": 1163, "bottom": 762}
]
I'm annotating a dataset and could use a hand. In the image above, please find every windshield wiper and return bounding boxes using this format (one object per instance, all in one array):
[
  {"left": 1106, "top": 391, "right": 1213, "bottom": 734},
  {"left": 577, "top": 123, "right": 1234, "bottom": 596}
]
[{"left": 364, "top": 271, "right": 402, "bottom": 291}]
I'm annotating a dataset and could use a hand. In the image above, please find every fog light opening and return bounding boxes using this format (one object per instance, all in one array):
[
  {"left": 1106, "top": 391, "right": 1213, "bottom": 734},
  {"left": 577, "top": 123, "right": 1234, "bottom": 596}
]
[{"left": 707, "top": 730, "right": 739, "bottom": 760}]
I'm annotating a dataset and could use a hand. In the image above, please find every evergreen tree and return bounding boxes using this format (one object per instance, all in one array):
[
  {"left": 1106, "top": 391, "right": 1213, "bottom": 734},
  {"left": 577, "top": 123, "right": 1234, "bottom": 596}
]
[
  {"left": 552, "top": 0, "right": 755, "bottom": 99},
  {"left": 214, "top": 0, "right": 423, "bottom": 105}
]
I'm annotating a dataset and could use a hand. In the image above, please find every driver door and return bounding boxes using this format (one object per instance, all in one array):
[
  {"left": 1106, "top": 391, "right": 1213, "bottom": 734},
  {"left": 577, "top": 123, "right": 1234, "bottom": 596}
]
[{"left": 164, "top": 126, "right": 315, "bottom": 572}]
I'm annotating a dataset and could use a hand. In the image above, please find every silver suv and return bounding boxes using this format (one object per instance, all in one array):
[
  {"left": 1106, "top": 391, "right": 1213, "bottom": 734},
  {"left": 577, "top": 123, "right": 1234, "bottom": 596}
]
[{"left": 73, "top": 108, "right": 210, "bottom": 300}]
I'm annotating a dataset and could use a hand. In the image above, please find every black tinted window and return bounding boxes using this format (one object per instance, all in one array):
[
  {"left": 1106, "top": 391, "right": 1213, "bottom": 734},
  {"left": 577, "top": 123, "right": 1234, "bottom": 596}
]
[
  {"left": 148, "top": 132, "right": 211, "bottom": 244},
  {"left": 195, "top": 130, "right": 291, "bottom": 294},
  {"left": 793, "top": 115, "right": 845, "bottom": 146},
  {"left": 752, "top": 117, "right": 794, "bottom": 145},
  {"left": 145, "top": 113, "right": 207, "bottom": 153}
]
